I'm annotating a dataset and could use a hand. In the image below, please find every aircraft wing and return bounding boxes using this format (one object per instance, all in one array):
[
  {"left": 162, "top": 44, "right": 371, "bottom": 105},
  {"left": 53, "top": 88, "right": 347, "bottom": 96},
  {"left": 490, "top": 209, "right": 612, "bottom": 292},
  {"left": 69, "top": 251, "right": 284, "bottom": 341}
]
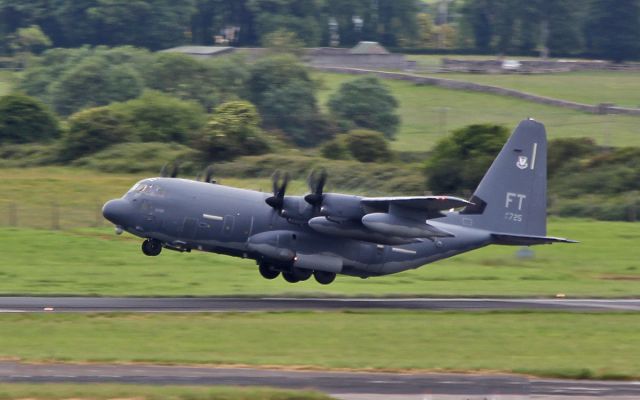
[{"left": 361, "top": 196, "right": 472, "bottom": 212}]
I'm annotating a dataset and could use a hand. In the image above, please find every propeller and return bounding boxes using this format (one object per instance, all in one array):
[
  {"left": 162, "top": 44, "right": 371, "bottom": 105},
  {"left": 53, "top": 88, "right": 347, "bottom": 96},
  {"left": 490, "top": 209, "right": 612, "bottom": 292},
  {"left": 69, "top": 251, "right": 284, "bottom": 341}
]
[
  {"left": 160, "top": 163, "right": 180, "bottom": 178},
  {"left": 204, "top": 165, "right": 217, "bottom": 184},
  {"left": 305, "top": 168, "right": 328, "bottom": 207},
  {"left": 265, "top": 170, "right": 289, "bottom": 211}
]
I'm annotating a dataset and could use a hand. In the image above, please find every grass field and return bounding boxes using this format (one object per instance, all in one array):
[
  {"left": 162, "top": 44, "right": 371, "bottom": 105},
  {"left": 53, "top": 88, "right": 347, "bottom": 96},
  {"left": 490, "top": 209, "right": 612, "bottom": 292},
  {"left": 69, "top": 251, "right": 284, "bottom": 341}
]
[
  {"left": 0, "top": 384, "right": 331, "bottom": 400},
  {"left": 1, "top": 311, "right": 638, "bottom": 379},
  {"left": 426, "top": 70, "right": 640, "bottom": 108},
  {"left": 0, "top": 217, "right": 638, "bottom": 297},
  {"left": 316, "top": 72, "right": 640, "bottom": 152}
]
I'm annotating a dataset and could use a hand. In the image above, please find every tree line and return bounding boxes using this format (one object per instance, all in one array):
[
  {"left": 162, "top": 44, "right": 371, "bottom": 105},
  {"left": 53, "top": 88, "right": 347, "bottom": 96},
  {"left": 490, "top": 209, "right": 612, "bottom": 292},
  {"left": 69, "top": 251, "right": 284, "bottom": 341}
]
[
  {"left": 2, "top": 1, "right": 639, "bottom": 61},
  {"left": 1, "top": 47, "right": 400, "bottom": 164},
  {"left": 460, "top": 0, "right": 640, "bottom": 62},
  {"left": 0, "top": 0, "right": 420, "bottom": 51}
]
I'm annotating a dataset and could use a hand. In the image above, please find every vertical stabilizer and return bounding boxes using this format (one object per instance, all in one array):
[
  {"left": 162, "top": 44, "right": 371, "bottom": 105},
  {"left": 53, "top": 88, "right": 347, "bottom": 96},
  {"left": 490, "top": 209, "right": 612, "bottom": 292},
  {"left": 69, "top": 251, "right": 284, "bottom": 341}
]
[{"left": 462, "top": 119, "right": 547, "bottom": 236}]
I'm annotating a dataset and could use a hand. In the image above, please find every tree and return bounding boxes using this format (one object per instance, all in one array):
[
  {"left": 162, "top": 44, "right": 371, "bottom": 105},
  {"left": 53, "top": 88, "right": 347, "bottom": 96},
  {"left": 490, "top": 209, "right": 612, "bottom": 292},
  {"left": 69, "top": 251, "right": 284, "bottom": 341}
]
[
  {"left": 246, "top": 55, "right": 332, "bottom": 147},
  {"left": 345, "top": 129, "right": 391, "bottom": 162},
  {"left": 10, "top": 25, "right": 51, "bottom": 67},
  {"left": 145, "top": 53, "right": 219, "bottom": 110},
  {"left": 197, "top": 100, "right": 270, "bottom": 161},
  {"left": 55, "top": 0, "right": 195, "bottom": 50},
  {"left": 586, "top": 0, "right": 640, "bottom": 62},
  {"left": 111, "top": 91, "right": 207, "bottom": 144},
  {"left": 50, "top": 55, "right": 144, "bottom": 115},
  {"left": 62, "top": 106, "right": 132, "bottom": 159},
  {"left": 247, "top": 0, "right": 324, "bottom": 46},
  {"left": 328, "top": 76, "right": 400, "bottom": 139},
  {"left": 0, "top": 94, "right": 59, "bottom": 144},
  {"left": 425, "top": 124, "right": 509, "bottom": 195}
]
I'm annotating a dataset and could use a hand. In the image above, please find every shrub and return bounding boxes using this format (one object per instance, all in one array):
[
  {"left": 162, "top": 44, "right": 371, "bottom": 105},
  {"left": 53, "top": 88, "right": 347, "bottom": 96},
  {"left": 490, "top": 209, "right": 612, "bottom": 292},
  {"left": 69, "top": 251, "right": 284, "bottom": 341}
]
[
  {"left": 344, "top": 129, "right": 392, "bottom": 163},
  {"left": 72, "top": 142, "right": 200, "bottom": 174},
  {"left": 425, "top": 124, "right": 509, "bottom": 195},
  {"left": 111, "top": 91, "right": 207, "bottom": 143},
  {"left": 0, "top": 94, "right": 59, "bottom": 144},
  {"left": 62, "top": 106, "right": 132, "bottom": 160},
  {"left": 197, "top": 101, "right": 271, "bottom": 162},
  {"left": 328, "top": 76, "right": 400, "bottom": 139}
]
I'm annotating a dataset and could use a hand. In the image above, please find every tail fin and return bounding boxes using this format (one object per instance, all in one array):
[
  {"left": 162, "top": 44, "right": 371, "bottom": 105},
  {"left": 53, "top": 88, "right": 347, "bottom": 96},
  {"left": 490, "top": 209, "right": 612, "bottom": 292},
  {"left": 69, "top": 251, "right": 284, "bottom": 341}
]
[{"left": 462, "top": 119, "right": 548, "bottom": 236}]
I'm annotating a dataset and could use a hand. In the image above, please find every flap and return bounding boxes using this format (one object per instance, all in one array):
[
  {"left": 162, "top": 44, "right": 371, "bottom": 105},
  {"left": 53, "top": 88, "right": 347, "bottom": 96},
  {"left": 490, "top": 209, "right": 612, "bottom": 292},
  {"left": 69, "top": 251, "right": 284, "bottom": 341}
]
[
  {"left": 492, "top": 233, "right": 578, "bottom": 246},
  {"left": 361, "top": 196, "right": 472, "bottom": 212}
]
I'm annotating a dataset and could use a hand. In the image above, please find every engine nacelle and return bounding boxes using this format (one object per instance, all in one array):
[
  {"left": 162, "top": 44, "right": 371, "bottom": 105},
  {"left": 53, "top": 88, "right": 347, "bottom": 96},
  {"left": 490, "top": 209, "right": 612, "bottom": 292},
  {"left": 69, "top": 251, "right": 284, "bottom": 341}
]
[
  {"left": 362, "top": 213, "right": 454, "bottom": 239},
  {"left": 247, "top": 231, "right": 296, "bottom": 262},
  {"left": 308, "top": 216, "right": 414, "bottom": 245},
  {"left": 319, "top": 193, "right": 365, "bottom": 220}
]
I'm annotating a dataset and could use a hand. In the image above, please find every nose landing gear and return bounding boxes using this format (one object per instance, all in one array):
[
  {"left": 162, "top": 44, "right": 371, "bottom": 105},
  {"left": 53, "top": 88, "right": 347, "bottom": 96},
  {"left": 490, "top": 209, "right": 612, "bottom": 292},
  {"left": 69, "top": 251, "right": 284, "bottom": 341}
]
[{"left": 142, "top": 239, "right": 163, "bottom": 256}]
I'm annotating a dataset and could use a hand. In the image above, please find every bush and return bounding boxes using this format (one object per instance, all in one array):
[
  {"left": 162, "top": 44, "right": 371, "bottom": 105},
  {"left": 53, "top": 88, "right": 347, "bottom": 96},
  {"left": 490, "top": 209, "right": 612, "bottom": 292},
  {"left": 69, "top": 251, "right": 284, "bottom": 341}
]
[
  {"left": 321, "top": 138, "right": 350, "bottom": 160},
  {"left": 0, "top": 94, "right": 59, "bottom": 144},
  {"left": 72, "top": 142, "right": 200, "bottom": 174},
  {"left": 328, "top": 76, "right": 400, "bottom": 139},
  {"left": 548, "top": 137, "right": 599, "bottom": 177},
  {"left": 425, "top": 124, "right": 509, "bottom": 195},
  {"left": 213, "top": 154, "right": 426, "bottom": 195},
  {"left": 111, "top": 91, "right": 207, "bottom": 143},
  {"left": 62, "top": 106, "right": 132, "bottom": 160},
  {"left": 197, "top": 101, "right": 271, "bottom": 162},
  {"left": 344, "top": 130, "right": 392, "bottom": 163}
]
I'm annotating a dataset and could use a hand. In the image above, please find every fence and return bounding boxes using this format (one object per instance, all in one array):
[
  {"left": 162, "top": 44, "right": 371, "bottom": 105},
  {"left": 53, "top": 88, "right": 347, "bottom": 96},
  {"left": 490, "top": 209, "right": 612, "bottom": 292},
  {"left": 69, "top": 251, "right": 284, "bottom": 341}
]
[{"left": 0, "top": 201, "right": 106, "bottom": 230}]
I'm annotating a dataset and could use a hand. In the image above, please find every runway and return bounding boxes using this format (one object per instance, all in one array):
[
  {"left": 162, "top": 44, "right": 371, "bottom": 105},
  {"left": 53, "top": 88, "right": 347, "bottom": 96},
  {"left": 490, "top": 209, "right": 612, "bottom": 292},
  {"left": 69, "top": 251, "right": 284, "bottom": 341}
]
[
  {"left": 0, "top": 296, "right": 639, "bottom": 312},
  {"left": 1, "top": 361, "right": 639, "bottom": 399}
]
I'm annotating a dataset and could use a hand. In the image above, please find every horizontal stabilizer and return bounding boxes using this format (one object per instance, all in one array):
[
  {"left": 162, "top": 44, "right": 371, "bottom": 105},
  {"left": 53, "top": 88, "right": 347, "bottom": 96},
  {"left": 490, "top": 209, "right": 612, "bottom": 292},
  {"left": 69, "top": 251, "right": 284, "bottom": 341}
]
[
  {"left": 492, "top": 233, "right": 578, "bottom": 246},
  {"left": 362, "top": 196, "right": 472, "bottom": 212}
]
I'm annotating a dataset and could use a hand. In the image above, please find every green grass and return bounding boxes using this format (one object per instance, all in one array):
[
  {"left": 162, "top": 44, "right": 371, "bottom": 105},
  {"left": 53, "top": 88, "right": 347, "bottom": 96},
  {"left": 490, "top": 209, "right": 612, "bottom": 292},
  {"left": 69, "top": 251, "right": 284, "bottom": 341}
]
[
  {"left": 0, "top": 218, "right": 638, "bottom": 297},
  {"left": 316, "top": 72, "right": 640, "bottom": 152},
  {"left": 428, "top": 70, "right": 640, "bottom": 108},
  {"left": 0, "top": 383, "right": 332, "bottom": 400},
  {"left": 1, "top": 311, "right": 638, "bottom": 380}
]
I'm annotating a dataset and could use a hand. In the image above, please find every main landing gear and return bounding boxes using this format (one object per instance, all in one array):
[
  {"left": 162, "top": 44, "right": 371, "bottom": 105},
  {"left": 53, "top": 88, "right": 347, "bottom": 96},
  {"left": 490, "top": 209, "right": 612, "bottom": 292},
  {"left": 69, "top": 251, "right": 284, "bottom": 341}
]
[
  {"left": 141, "top": 239, "right": 162, "bottom": 256},
  {"left": 258, "top": 262, "right": 336, "bottom": 285}
]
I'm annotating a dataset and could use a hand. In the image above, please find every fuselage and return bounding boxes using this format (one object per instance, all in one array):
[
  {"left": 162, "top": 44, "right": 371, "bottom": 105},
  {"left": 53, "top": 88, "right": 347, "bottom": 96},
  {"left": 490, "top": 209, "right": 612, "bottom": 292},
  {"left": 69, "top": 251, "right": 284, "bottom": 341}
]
[{"left": 103, "top": 177, "right": 492, "bottom": 278}]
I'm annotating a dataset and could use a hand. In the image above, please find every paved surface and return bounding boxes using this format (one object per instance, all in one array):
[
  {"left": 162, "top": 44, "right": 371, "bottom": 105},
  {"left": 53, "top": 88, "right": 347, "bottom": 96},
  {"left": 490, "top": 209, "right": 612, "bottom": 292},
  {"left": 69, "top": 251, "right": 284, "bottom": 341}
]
[
  {"left": 1, "top": 362, "right": 639, "bottom": 398},
  {"left": 1, "top": 297, "right": 639, "bottom": 313}
]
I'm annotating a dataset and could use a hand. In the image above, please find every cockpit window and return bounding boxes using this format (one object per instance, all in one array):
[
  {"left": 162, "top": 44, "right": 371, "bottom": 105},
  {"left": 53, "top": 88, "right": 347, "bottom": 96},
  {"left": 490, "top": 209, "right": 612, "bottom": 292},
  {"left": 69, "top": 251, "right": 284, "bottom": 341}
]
[{"left": 128, "top": 181, "right": 165, "bottom": 197}]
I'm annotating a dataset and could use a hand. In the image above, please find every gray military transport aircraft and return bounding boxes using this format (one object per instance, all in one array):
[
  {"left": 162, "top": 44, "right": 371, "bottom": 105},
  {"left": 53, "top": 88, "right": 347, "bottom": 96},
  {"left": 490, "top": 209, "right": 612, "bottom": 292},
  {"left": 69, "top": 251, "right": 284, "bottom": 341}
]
[{"left": 103, "top": 119, "right": 575, "bottom": 285}]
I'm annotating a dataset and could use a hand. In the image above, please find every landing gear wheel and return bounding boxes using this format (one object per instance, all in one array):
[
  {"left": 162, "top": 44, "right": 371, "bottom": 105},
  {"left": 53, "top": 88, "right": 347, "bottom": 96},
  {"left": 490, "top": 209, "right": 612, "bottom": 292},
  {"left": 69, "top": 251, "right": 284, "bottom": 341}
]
[
  {"left": 314, "top": 271, "right": 336, "bottom": 285},
  {"left": 293, "top": 268, "right": 312, "bottom": 281},
  {"left": 282, "top": 271, "right": 300, "bottom": 283},
  {"left": 142, "top": 239, "right": 162, "bottom": 256},
  {"left": 259, "top": 263, "right": 280, "bottom": 280}
]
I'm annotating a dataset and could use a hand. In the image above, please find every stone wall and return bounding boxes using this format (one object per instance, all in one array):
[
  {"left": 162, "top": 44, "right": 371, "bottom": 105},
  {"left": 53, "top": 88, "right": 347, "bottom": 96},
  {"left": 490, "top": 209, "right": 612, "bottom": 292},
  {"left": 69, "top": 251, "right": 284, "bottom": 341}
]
[
  {"left": 308, "top": 53, "right": 414, "bottom": 71},
  {"left": 441, "top": 58, "right": 640, "bottom": 73},
  {"left": 314, "top": 66, "right": 640, "bottom": 116}
]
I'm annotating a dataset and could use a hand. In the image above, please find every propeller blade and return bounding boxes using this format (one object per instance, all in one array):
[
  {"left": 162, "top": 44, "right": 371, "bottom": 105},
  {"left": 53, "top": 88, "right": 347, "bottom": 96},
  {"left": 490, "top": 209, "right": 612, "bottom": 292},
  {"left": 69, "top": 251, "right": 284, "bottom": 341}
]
[
  {"left": 204, "top": 166, "right": 213, "bottom": 183},
  {"left": 266, "top": 170, "right": 289, "bottom": 211},
  {"left": 160, "top": 164, "right": 169, "bottom": 178},
  {"left": 305, "top": 168, "right": 327, "bottom": 205},
  {"left": 170, "top": 163, "right": 179, "bottom": 178}
]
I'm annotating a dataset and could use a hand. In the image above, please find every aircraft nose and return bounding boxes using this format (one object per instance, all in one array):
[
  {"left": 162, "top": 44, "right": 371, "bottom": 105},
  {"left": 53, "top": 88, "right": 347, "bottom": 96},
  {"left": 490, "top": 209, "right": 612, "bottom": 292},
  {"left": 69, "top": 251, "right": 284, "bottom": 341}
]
[{"left": 102, "top": 199, "right": 130, "bottom": 226}]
